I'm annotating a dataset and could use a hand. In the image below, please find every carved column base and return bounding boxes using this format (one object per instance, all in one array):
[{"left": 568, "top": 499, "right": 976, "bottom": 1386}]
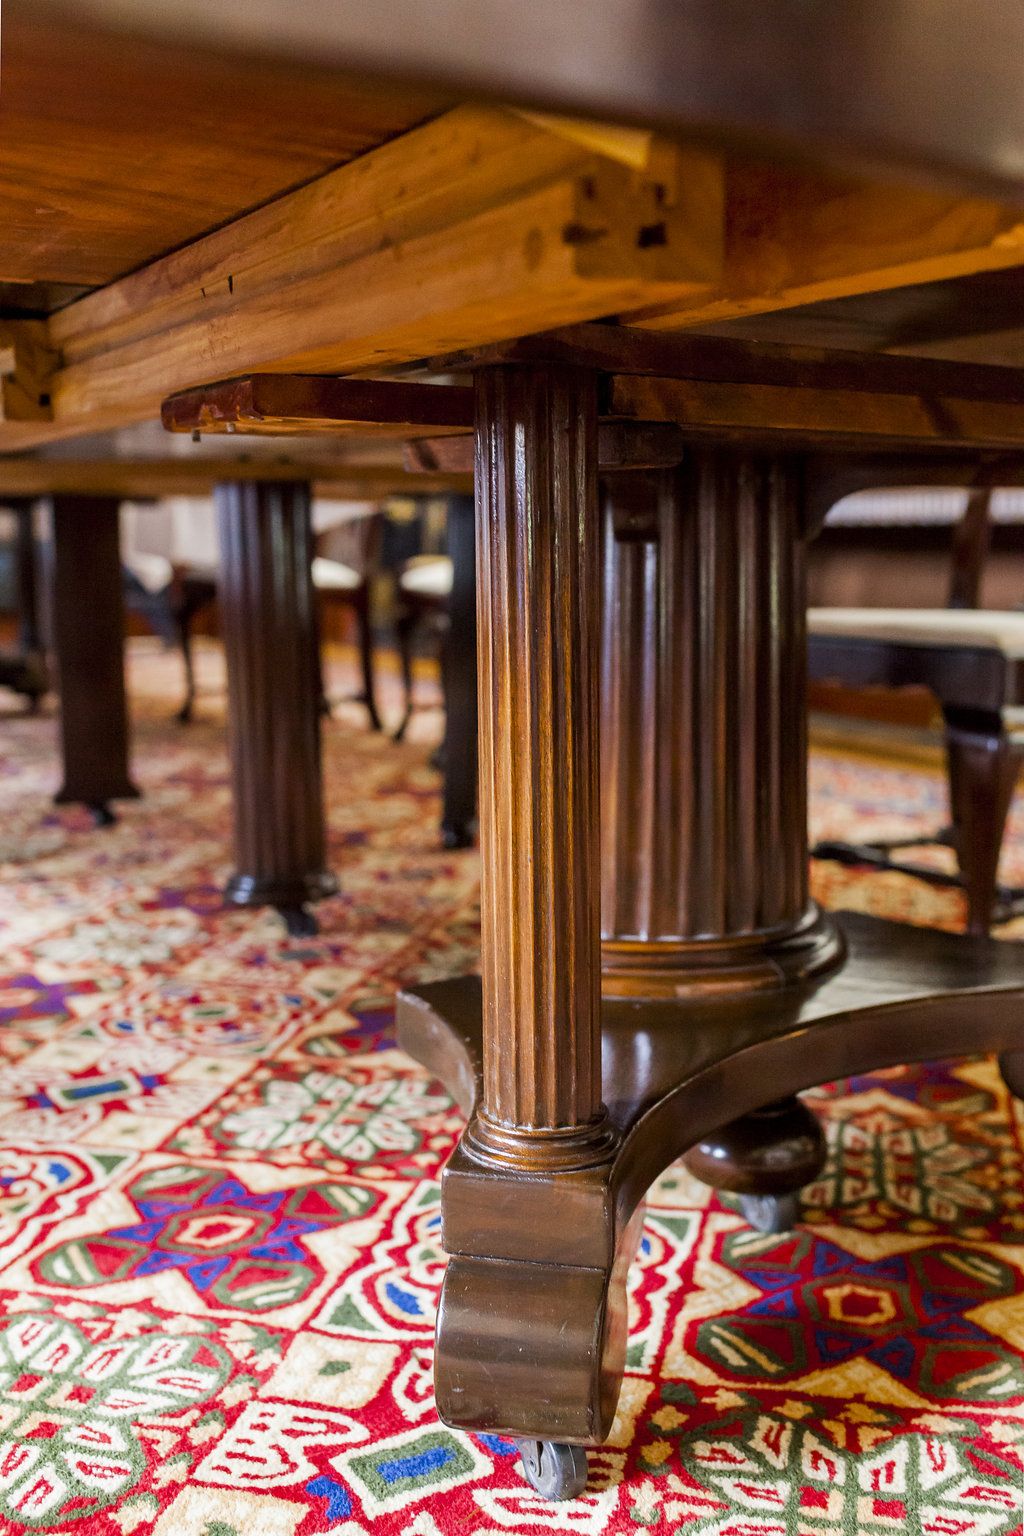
[{"left": 602, "top": 904, "right": 844, "bottom": 998}]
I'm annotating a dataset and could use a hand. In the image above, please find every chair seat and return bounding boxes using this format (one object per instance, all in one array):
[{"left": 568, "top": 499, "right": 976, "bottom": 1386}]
[
  {"left": 399, "top": 555, "right": 454, "bottom": 598},
  {"left": 124, "top": 550, "right": 173, "bottom": 594},
  {"left": 312, "top": 557, "right": 361, "bottom": 592},
  {"left": 808, "top": 607, "right": 1024, "bottom": 658}
]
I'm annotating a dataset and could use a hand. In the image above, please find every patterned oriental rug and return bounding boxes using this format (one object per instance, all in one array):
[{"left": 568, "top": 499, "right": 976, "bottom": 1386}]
[{"left": 0, "top": 637, "right": 1022, "bottom": 1535}]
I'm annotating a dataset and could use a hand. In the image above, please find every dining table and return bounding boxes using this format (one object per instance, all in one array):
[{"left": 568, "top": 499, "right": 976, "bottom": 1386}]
[{"left": 8, "top": 0, "right": 1024, "bottom": 1499}]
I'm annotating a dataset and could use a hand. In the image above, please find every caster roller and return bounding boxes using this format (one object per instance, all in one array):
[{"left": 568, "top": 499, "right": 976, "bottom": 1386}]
[
  {"left": 517, "top": 1440, "right": 588, "bottom": 1502},
  {"left": 740, "top": 1191, "right": 799, "bottom": 1234},
  {"left": 278, "top": 904, "right": 318, "bottom": 939},
  {"left": 87, "top": 801, "right": 117, "bottom": 828}
]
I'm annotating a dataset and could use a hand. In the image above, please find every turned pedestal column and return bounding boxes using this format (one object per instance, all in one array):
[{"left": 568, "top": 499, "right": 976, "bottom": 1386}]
[
  {"left": 600, "top": 457, "right": 842, "bottom": 1221},
  {"left": 216, "top": 480, "right": 337, "bottom": 936},
  {"left": 600, "top": 455, "right": 841, "bottom": 995},
  {"left": 51, "top": 495, "right": 139, "bottom": 823}
]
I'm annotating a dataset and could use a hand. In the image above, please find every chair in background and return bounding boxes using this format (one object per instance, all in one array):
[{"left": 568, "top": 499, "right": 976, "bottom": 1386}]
[
  {"left": 313, "top": 510, "right": 383, "bottom": 730},
  {"left": 393, "top": 494, "right": 477, "bottom": 848},
  {"left": 808, "top": 478, "right": 1024, "bottom": 934},
  {"left": 166, "top": 500, "right": 383, "bottom": 729},
  {"left": 393, "top": 553, "right": 452, "bottom": 742}
]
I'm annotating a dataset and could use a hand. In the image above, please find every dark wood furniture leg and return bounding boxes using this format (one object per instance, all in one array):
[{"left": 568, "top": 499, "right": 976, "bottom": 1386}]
[
  {"left": 351, "top": 581, "right": 383, "bottom": 732},
  {"left": 398, "top": 427, "right": 1024, "bottom": 1501},
  {"left": 439, "top": 492, "right": 477, "bottom": 848},
  {"left": 600, "top": 460, "right": 838, "bottom": 1232},
  {"left": 428, "top": 363, "right": 607, "bottom": 1499},
  {"left": 172, "top": 574, "right": 217, "bottom": 724},
  {"left": 51, "top": 495, "right": 139, "bottom": 824},
  {"left": 392, "top": 605, "right": 418, "bottom": 743},
  {"left": 8, "top": 499, "right": 49, "bottom": 708},
  {"left": 944, "top": 705, "right": 1024, "bottom": 936},
  {"left": 216, "top": 480, "right": 338, "bottom": 937}
]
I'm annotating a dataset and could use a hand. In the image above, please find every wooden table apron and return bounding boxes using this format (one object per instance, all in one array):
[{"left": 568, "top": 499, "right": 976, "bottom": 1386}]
[{"left": 396, "top": 358, "right": 1024, "bottom": 1448}]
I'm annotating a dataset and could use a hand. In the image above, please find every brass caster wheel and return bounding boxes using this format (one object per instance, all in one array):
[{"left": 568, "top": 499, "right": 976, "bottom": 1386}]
[
  {"left": 740, "top": 1191, "right": 799, "bottom": 1234},
  {"left": 517, "top": 1440, "right": 588, "bottom": 1501},
  {"left": 278, "top": 904, "right": 318, "bottom": 939}
]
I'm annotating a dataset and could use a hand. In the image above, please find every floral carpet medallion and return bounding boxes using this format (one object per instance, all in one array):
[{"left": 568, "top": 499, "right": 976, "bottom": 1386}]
[{"left": 0, "top": 643, "right": 1021, "bottom": 1532}]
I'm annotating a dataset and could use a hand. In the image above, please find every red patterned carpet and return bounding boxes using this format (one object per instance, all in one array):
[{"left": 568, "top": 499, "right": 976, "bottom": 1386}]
[{"left": 0, "top": 638, "right": 1022, "bottom": 1534}]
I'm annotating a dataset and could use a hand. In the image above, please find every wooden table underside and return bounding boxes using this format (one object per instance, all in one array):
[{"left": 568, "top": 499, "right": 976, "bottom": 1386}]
[{"left": 9, "top": 0, "right": 1024, "bottom": 1478}]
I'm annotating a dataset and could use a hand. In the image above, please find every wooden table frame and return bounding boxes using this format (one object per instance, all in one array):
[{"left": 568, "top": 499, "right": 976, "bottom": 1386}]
[
  {"left": 168, "top": 347, "right": 1024, "bottom": 1499},
  {"left": 11, "top": 1, "right": 1024, "bottom": 1499}
]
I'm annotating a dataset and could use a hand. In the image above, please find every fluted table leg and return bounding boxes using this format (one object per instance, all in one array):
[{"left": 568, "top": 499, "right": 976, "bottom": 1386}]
[
  {"left": 217, "top": 480, "right": 337, "bottom": 936},
  {"left": 51, "top": 495, "right": 139, "bottom": 823},
  {"left": 432, "top": 364, "right": 626, "bottom": 1450}
]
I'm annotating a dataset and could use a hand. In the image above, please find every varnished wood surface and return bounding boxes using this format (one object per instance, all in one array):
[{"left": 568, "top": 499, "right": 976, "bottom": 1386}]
[
  {"left": 5, "top": 26, "right": 1024, "bottom": 454},
  {"left": 44, "top": 0, "right": 1024, "bottom": 200},
  {"left": 406, "top": 420, "right": 687, "bottom": 476},
  {"left": 437, "top": 324, "right": 1024, "bottom": 403},
  {"left": 163, "top": 375, "right": 474, "bottom": 436},
  {"left": 0, "top": 6, "right": 446, "bottom": 287},
  {"left": 398, "top": 909, "right": 1024, "bottom": 1440},
  {"left": 8, "top": 109, "right": 719, "bottom": 452},
  {"left": 0, "top": 460, "right": 471, "bottom": 500},
  {"left": 599, "top": 455, "right": 841, "bottom": 996},
  {"left": 471, "top": 365, "right": 609, "bottom": 1159},
  {"left": 607, "top": 373, "right": 1024, "bottom": 452}
]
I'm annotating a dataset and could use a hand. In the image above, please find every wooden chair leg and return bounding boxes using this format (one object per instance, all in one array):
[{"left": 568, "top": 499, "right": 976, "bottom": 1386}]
[
  {"left": 943, "top": 706, "right": 1024, "bottom": 935},
  {"left": 393, "top": 605, "right": 417, "bottom": 742},
  {"left": 176, "top": 607, "right": 197, "bottom": 723},
  {"left": 354, "top": 586, "right": 382, "bottom": 730},
  {"left": 50, "top": 495, "right": 139, "bottom": 823},
  {"left": 440, "top": 492, "right": 477, "bottom": 848}
]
